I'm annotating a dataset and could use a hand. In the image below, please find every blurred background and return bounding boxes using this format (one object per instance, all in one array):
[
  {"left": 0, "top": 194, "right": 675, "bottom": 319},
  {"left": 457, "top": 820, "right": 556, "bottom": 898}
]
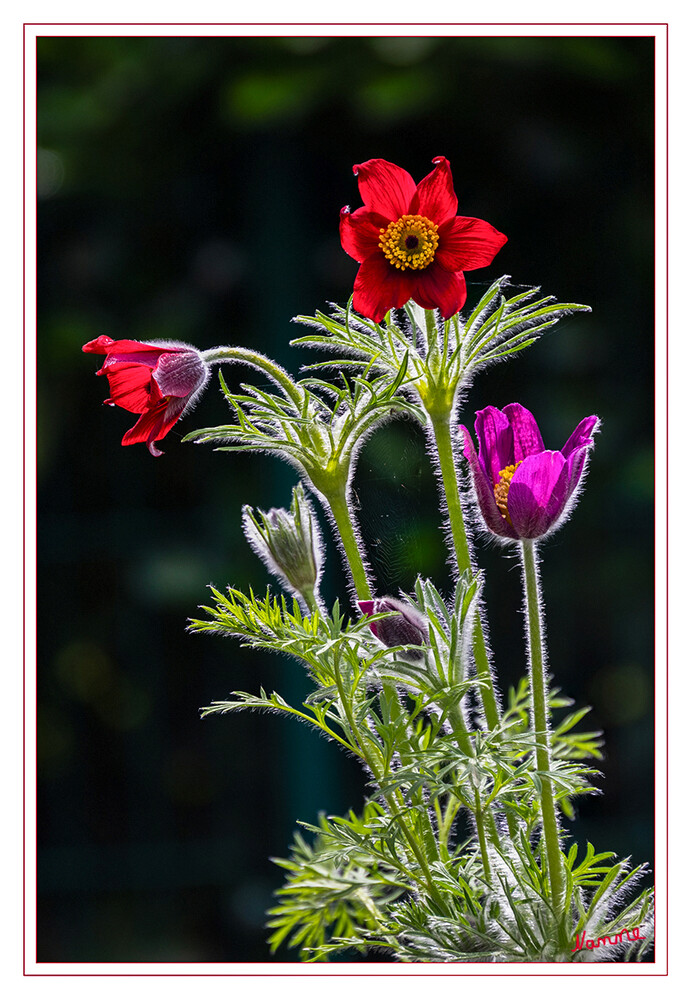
[{"left": 37, "top": 34, "right": 655, "bottom": 963}]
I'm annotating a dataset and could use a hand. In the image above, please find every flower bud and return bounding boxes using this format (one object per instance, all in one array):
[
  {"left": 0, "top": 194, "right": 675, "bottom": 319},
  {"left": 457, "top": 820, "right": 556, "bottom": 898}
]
[
  {"left": 358, "top": 597, "right": 428, "bottom": 649},
  {"left": 242, "top": 484, "right": 323, "bottom": 607}
]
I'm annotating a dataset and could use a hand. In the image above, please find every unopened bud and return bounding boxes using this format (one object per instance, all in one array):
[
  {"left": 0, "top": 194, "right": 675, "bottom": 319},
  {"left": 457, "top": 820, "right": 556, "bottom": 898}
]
[
  {"left": 358, "top": 597, "right": 428, "bottom": 649},
  {"left": 242, "top": 483, "right": 323, "bottom": 607}
]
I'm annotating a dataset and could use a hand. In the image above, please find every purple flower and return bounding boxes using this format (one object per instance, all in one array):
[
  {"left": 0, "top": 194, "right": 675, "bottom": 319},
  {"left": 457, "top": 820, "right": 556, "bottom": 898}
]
[
  {"left": 357, "top": 597, "right": 428, "bottom": 649},
  {"left": 460, "top": 403, "right": 599, "bottom": 541}
]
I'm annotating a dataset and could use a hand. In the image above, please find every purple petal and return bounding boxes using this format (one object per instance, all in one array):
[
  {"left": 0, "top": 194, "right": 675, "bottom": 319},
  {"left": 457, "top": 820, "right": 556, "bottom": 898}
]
[
  {"left": 561, "top": 415, "right": 599, "bottom": 459},
  {"left": 502, "top": 403, "right": 546, "bottom": 461},
  {"left": 563, "top": 442, "right": 593, "bottom": 503},
  {"left": 506, "top": 451, "right": 569, "bottom": 539},
  {"left": 474, "top": 407, "right": 514, "bottom": 483},
  {"left": 357, "top": 600, "right": 381, "bottom": 640},
  {"left": 460, "top": 425, "right": 517, "bottom": 538},
  {"left": 358, "top": 598, "right": 428, "bottom": 647},
  {"left": 373, "top": 597, "right": 428, "bottom": 647}
]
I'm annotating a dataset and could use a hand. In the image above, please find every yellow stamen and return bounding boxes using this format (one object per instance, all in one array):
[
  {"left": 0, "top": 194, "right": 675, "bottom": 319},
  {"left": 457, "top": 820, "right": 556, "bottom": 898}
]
[
  {"left": 494, "top": 462, "right": 522, "bottom": 522},
  {"left": 379, "top": 214, "right": 439, "bottom": 271}
]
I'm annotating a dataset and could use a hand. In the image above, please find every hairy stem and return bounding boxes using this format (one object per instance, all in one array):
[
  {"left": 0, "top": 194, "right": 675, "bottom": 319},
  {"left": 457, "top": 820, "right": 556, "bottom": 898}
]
[
  {"left": 447, "top": 700, "right": 500, "bottom": 855},
  {"left": 520, "top": 539, "right": 565, "bottom": 914},
  {"left": 326, "top": 484, "right": 447, "bottom": 901},
  {"left": 428, "top": 411, "right": 500, "bottom": 731},
  {"left": 201, "top": 345, "right": 304, "bottom": 408},
  {"left": 384, "top": 681, "right": 441, "bottom": 863},
  {"left": 301, "top": 586, "right": 319, "bottom": 615},
  {"left": 331, "top": 651, "right": 448, "bottom": 911},
  {"left": 473, "top": 786, "right": 493, "bottom": 883},
  {"left": 323, "top": 485, "right": 372, "bottom": 602},
  {"left": 427, "top": 406, "right": 520, "bottom": 846}
]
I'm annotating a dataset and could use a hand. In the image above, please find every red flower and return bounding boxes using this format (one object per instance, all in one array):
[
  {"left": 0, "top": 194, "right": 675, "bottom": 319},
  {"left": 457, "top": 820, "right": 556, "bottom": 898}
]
[
  {"left": 340, "top": 157, "right": 507, "bottom": 323},
  {"left": 83, "top": 336, "right": 210, "bottom": 456}
]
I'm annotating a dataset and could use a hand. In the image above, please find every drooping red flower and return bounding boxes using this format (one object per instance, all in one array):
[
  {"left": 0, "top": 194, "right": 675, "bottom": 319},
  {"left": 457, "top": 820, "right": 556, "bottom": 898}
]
[
  {"left": 340, "top": 157, "right": 507, "bottom": 323},
  {"left": 83, "top": 336, "right": 210, "bottom": 456}
]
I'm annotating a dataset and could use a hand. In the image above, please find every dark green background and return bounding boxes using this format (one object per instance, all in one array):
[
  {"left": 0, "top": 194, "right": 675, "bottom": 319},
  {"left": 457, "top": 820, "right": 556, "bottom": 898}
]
[{"left": 37, "top": 34, "right": 655, "bottom": 963}]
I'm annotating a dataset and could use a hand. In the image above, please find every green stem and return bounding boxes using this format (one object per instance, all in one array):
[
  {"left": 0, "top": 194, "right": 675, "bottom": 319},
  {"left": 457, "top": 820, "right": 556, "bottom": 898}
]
[
  {"left": 473, "top": 786, "right": 492, "bottom": 883},
  {"left": 424, "top": 308, "right": 441, "bottom": 369},
  {"left": 520, "top": 539, "right": 565, "bottom": 913},
  {"left": 437, "top": 796, "right": 462, "bottom": 854},
  {"left": 448, "top": 702, "right": 500, "bottom": 855},
  {"left": 447, "top": 705, "right": 473, "bottom": 756},
  {"left": 428, "top": 406, "right": 521, "bottom": 847},
  {"left": 428, "top": 411, "right": 500, "bottom": 731},
  {"left": 332, "top": 651, "right": 447, "bottom": 911},
  {"left": 384, "top": 681, "right": 440, "bottom": 863},
  {"left": 201, "top": 345, "right": 304, "bottom": 408},
  {"left": 323, "top": 485, "right": 372, "bottom": 601},
  {"left": 301, "top": 586, "right": 319, "bottom": 615},
  {"left": 326, "top": 484, "right": 447, "bottom": 905}
]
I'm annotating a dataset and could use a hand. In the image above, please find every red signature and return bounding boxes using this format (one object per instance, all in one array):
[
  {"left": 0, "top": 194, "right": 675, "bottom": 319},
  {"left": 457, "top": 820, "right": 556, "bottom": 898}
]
[{"left": 572, "top": 925, "right": 646, "bottom": 952}]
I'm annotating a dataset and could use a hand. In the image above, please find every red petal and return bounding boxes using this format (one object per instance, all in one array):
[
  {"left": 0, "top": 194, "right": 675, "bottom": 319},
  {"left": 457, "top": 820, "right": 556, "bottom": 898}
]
[
  {"left": 340, "top": 207, "right": 388, "bottom": 263},
  {"left": 352, "top": 159, "right": 417, "bottom": 220},
  {"left": 103, "top": 363, "right": 156, "bottom": 414},
  {"left": 409, "top": 265, "right": 467, "bottom": 319},
  {"left": 409, "top": 156, "right": 458, "bottom": 225},
  {"left": 83, "top": 336, "right": 172, "bottom": 361},
  {"left": 352, "top": 253, "right": 415, "bottom": 323},
  {"left": 82, "top": 335, "right": 117, "bottom": 354},
  {"left": 121, "top": 395, "right": 187, "bottom": 456},
  {"left": 436, "top": 216, "right": 508, "bottom": 272}
]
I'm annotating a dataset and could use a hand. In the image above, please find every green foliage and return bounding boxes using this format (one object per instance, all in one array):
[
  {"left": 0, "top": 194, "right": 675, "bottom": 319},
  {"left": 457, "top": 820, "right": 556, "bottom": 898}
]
[
  {"left": 292, "top": 277, "right": 591, "bottom": 419},
  {"left": 184, "top": 356, "right": 422, "bottom": 497},
  {"left": 267, "top": 806, "right": 653, "bottom": 963},
  {"left": 504, "top": 677, "right": 605, "bottom": 762},
  {"left": 192, "top": 576, "right": 653, "bottom": 962},
  {"left": 186, "top": 291, "right": 652, "bottom": 963},
  {"left": 266, "top": 807, "right": 409, "bottom": 961}
]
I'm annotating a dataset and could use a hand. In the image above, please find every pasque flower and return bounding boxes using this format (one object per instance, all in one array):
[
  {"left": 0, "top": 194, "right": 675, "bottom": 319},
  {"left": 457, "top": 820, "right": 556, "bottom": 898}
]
[
  {"left": 83, "top": 335, "right": 211, "bottom": 456},
  {"left": 460, "top": 403, "right": 599, "bottom": 541},
  {"left": 358, "top": 597, "right": 428, "bottom": 649},
  {"left": 340, "top": 156, "right": 507, "bottom": 323}
]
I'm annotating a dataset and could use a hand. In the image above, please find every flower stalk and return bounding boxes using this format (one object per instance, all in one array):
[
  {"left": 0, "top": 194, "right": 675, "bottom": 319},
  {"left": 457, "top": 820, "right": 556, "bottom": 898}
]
[
  {"left": 520, "top": 539, "right": 565, "bottom": 914},
  {"left": 329, "top": 648, "right": 446, "bottom": 910},
  {"left": 201, "top": 345, "right": 304, "bottom": 408},
  {"left": 428, "top": 409, "right": 501, "bottom": 732},
  {"left": 322, "top": 485, "right": 372, "bottom": 602},
  {"left": 326, "top": 484, "right": 452, "bottom": 897}
]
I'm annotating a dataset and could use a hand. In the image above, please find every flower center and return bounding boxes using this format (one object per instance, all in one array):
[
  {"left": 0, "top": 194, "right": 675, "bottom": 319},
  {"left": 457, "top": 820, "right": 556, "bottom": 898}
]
[
  {"left": 379, "top": 214, "right": 439, "bottom": 271},
  {"left": 494, "top": 462, "right": 522, "bottom": 522}
]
